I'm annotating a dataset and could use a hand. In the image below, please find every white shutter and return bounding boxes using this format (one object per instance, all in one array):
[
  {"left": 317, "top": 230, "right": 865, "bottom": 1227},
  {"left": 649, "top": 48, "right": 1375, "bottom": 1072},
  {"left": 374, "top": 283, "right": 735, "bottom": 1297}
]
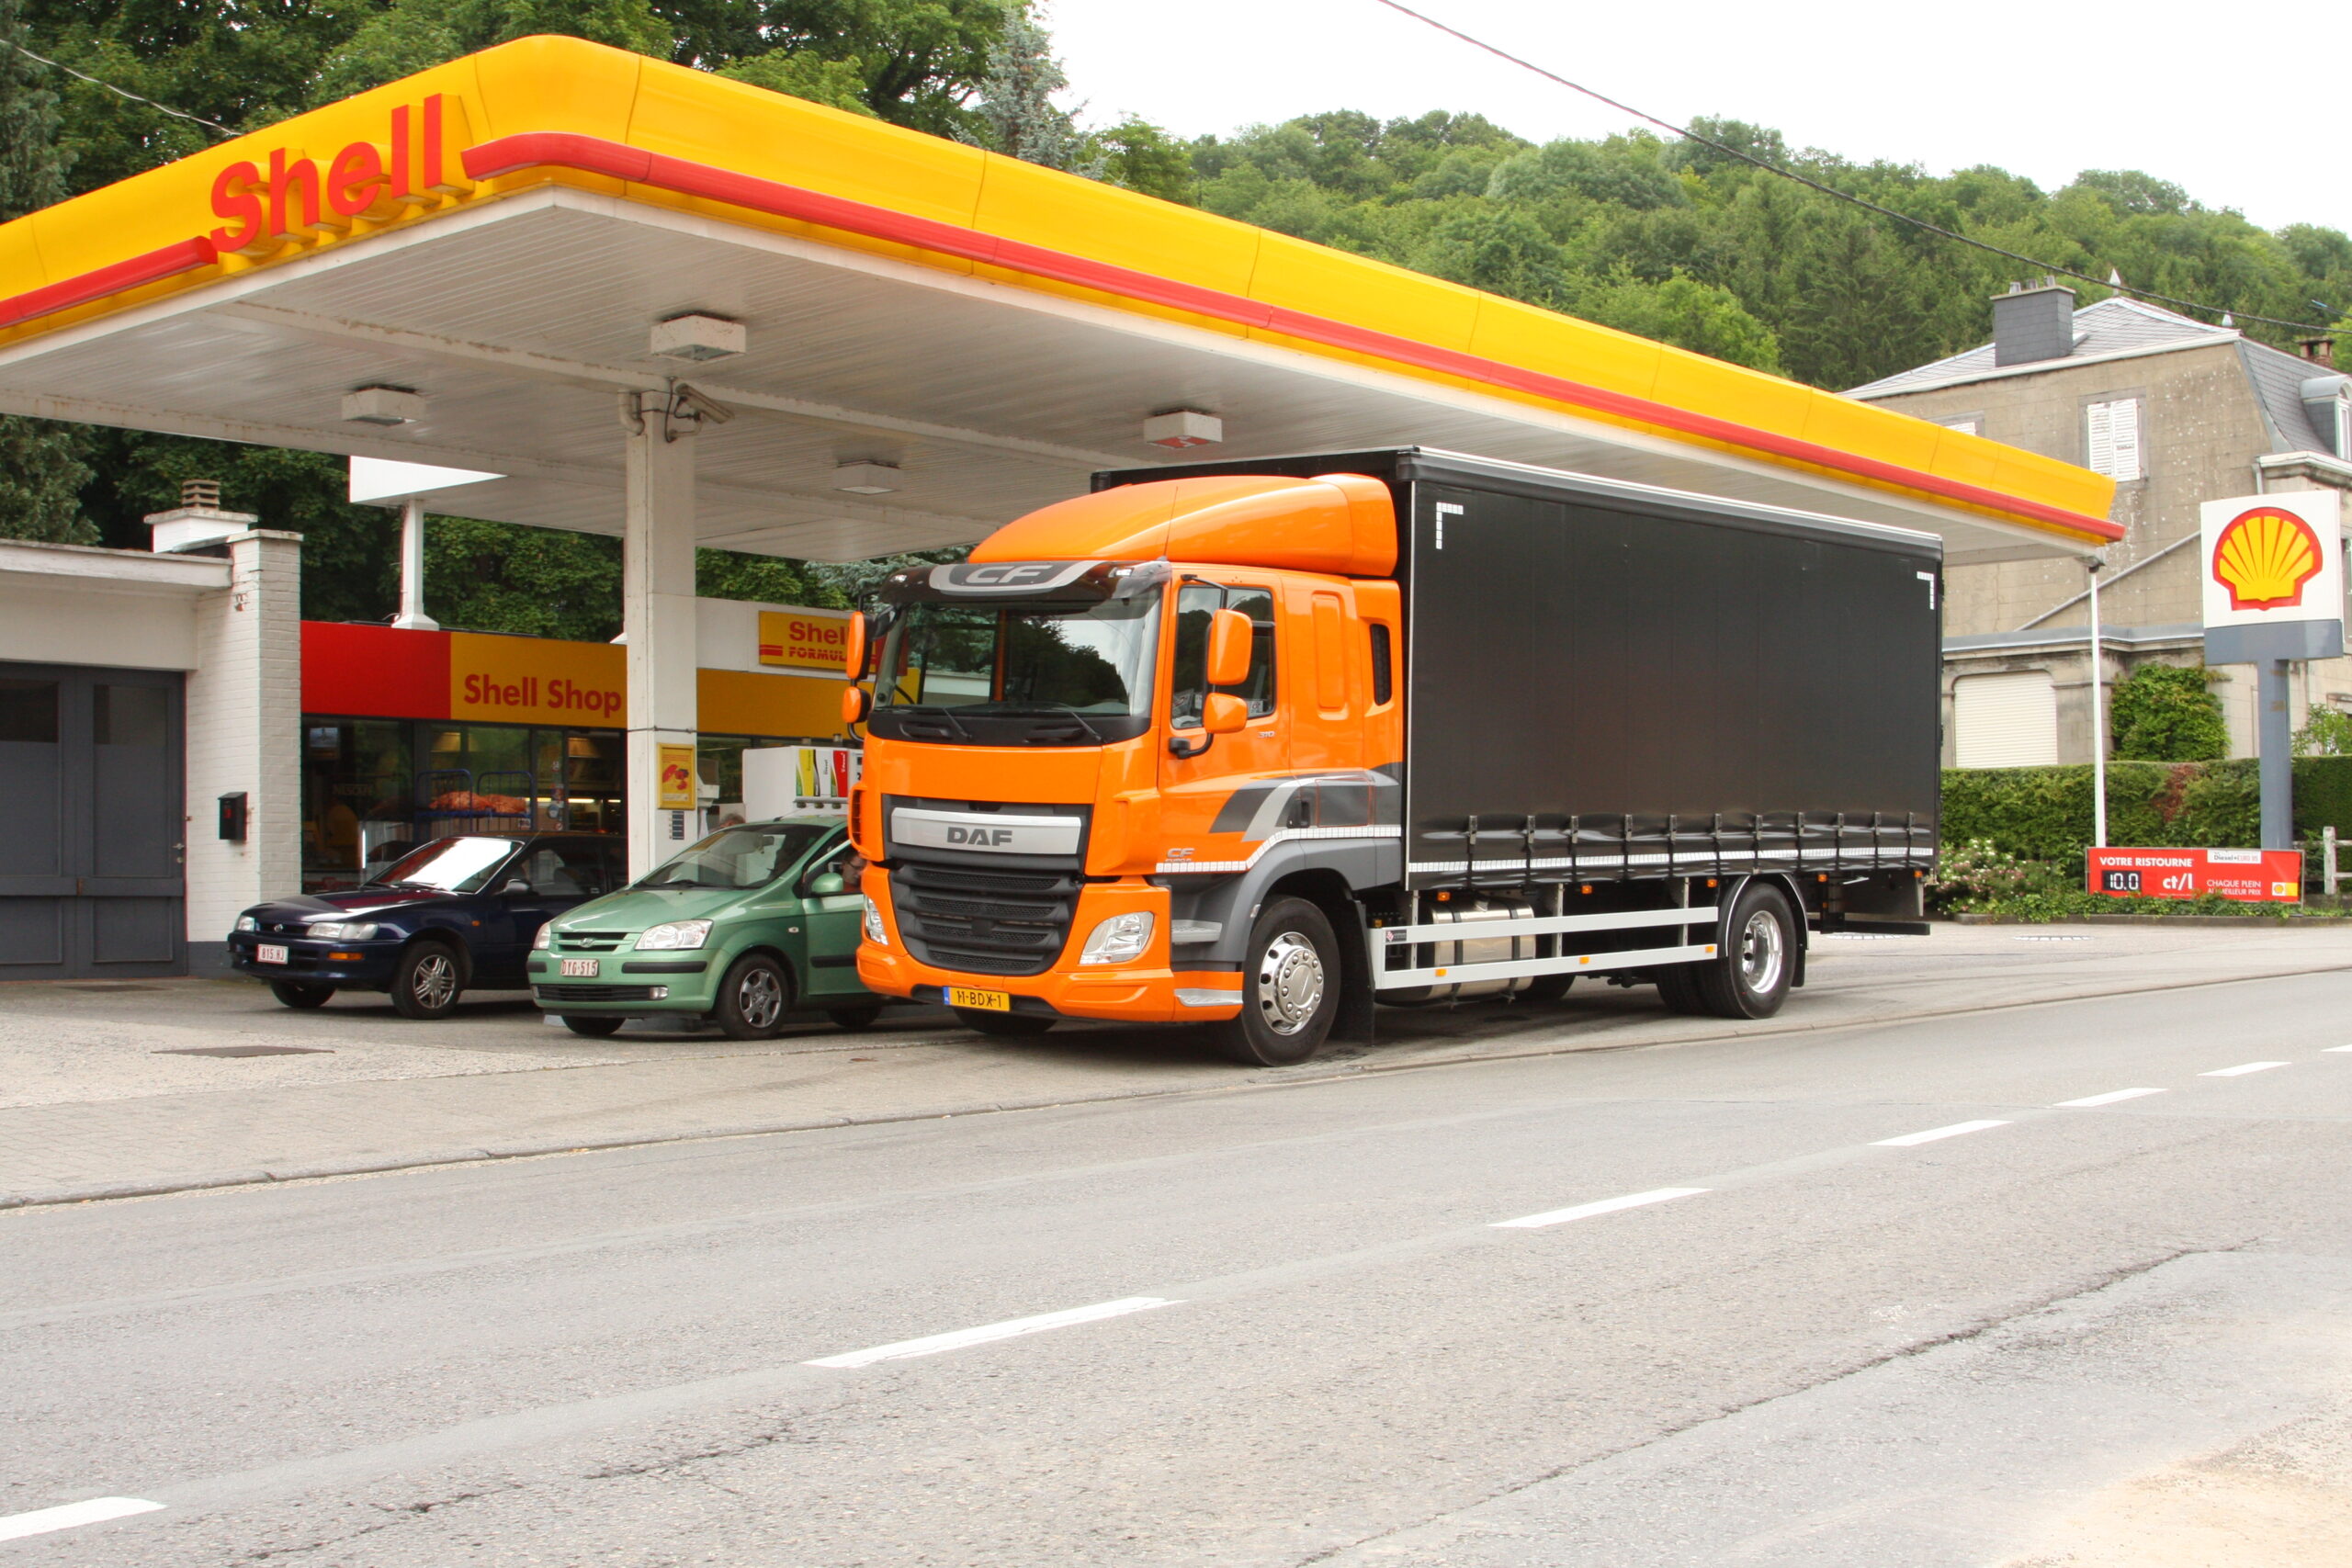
[
  {"left": 2086, "top": 399, "right": 2142, "bottom": 479},
  {"left": 1953, "top": 671, "right": 2059, "bottom": 768}
]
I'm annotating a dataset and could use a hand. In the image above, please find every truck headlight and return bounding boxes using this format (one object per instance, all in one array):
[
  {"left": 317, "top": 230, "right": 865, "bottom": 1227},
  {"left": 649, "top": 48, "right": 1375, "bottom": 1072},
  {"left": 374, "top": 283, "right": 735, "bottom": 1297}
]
[
  {"left": 862, "top": 896, "right": 888, "bottom": 946},
  {"left": 638, "top": 919, "right": 712, "bottom": 951},
  {"left": 307, "top": 920, "right": 379, "bottom": 941},
  {"left": 533, "top": 924, "right": 553, "bottom": 951},
  {"left": 1079, "top": 911, "right": 1154, "bottom": 965},
  {"left": 234, "top": 915, "right": 258, "bottom": 933}
]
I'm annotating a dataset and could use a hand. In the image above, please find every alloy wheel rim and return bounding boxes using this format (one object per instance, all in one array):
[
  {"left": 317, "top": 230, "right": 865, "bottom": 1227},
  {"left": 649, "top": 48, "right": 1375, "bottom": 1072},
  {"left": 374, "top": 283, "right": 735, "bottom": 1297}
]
[
  {"left": 1740, "top": 908, "right": 1784, "bottom": 994},
  {"left": 413, "top": 953, "right": 457, "bottom": 1010},
  {"left": 1257, "top": 931, "right": 1325, "bottom": 1036},
  {"left": 740, "top": 968, "right": 784, "bottom": 1029}
]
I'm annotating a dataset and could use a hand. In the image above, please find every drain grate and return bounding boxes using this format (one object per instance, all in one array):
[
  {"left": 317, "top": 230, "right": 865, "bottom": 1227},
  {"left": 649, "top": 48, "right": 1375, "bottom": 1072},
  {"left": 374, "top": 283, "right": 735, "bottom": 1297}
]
[{"left": 155, "top": 1045, "right": 334, "bottom": 1057}]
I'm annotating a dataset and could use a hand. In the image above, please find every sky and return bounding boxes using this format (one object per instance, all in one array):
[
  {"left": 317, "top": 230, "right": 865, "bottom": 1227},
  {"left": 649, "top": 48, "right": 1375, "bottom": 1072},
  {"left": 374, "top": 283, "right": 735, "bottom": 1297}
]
[{"left": 1050, "top": 0, "right": 2349, "bottom": 237}]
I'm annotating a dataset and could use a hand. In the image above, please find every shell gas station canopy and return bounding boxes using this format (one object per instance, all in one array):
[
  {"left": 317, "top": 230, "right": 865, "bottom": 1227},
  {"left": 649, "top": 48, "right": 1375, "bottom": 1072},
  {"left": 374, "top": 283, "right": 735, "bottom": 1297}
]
[{"left": 0, "top": 35, "right": 2119, "bottom": 566}]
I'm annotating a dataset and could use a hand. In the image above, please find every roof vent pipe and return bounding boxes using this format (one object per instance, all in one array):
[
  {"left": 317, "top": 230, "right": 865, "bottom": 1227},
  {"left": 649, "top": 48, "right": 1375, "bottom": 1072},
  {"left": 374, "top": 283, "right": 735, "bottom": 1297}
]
[{"left": 1991, "top": 280, "right": 2078, "bottom": 367}]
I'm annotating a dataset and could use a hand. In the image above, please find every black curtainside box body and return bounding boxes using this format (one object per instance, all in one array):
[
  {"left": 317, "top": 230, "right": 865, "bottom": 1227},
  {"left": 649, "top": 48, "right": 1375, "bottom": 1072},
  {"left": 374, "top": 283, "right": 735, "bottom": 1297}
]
[{"left": 1093, "top": 447, "right": 1943, "bottom": 891}]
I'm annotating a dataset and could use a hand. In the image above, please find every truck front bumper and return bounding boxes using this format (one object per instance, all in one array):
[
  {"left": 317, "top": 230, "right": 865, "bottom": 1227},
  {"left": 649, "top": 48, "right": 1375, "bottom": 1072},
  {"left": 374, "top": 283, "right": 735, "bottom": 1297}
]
[{"left": 856, "top": 877, "right": 1243, "bottom": 1023}]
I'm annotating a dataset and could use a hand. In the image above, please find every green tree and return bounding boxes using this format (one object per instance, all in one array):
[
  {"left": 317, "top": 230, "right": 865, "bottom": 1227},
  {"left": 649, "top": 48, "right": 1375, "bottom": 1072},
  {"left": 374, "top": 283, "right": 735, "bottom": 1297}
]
[
  {"left": 0, "top": 0, "right": 94, "bottom": 543},
  {"left": 970, "top": 1, "right": 1072, "bottom": 167},
  {"left": 2110, "top": 662, "right": 2227, "bottom": 761},
  {"left": 695, "top": 547, "right": 849, "bottom": 607}
]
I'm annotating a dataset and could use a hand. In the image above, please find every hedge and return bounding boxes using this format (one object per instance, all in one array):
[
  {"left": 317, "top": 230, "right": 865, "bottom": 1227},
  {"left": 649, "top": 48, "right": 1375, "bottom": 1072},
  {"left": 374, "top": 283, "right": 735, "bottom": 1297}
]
[{"left": 1939, "top": 756, "right": 2352, "bottom": 866}]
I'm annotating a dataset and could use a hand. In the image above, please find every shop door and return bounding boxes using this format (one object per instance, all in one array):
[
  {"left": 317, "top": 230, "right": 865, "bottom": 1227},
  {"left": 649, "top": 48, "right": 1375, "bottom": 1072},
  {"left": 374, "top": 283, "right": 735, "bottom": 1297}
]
[{"left": 0, "top": 663, "right": 186, "bottom": 980}]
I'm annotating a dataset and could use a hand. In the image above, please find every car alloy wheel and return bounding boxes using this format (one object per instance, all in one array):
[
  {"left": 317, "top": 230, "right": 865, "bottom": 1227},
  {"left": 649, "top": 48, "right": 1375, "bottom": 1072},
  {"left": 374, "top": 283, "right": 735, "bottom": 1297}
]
[
  {"left": 735, "top": 965, "right": 784, "bottom": 1031},
  {"left": 410, "top": 951, "right": 458, "bottom": 1010}
]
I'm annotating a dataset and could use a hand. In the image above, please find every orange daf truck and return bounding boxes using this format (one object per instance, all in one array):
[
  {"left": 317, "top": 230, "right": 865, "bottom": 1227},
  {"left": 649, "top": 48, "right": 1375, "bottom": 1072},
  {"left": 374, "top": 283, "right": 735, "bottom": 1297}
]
[{"left": 845, "top": 448, "right": 1939, "bottom": 1066}]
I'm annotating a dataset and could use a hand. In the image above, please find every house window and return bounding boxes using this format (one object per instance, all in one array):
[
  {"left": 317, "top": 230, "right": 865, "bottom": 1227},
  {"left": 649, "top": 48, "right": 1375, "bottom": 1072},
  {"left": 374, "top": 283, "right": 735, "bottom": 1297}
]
[
  {"left": 2086, "top": 398, "right": 2143, "bottom": 479},
  {"left": 1952, "top": 671, "right": 2059, "bottom": 768}
]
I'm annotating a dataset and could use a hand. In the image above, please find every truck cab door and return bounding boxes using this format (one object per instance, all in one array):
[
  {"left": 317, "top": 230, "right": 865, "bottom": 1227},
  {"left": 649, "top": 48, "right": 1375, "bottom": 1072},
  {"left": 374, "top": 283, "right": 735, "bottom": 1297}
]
[{"left": 1159, "top": 581, "right": 1288, "bottom": 862}]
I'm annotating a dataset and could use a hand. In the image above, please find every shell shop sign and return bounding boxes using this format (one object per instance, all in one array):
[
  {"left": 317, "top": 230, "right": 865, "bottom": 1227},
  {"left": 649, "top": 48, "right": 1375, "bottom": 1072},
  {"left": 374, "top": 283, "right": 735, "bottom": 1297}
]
[
  {"left": 450, "top": 633, "right": 624, "bottom": 725},
  {"left": 758, "top": 610, "right": 853, "bottom": 673}
]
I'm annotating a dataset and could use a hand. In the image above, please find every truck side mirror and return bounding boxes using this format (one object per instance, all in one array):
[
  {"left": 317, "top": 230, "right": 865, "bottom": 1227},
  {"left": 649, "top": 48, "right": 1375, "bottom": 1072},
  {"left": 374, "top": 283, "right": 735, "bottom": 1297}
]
[
  {"left": 1206, "top": 608, "right": 1254, "bottom": 687},
  {"left": 1203, "top": 692, "right": 1249, "bottom": 735},
  {"left": 843, "top": 611, "right": 868, "bottom": 680},
  {"left": 841, "top": 684, "right": 872, "bottom": 727}
]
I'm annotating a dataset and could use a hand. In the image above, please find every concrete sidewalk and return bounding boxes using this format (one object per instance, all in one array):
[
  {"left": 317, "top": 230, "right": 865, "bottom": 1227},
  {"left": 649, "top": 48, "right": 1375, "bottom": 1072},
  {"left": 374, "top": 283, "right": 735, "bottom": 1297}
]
[{"left": 5, "top": 920, "right": 2349, "bottom": 1207}]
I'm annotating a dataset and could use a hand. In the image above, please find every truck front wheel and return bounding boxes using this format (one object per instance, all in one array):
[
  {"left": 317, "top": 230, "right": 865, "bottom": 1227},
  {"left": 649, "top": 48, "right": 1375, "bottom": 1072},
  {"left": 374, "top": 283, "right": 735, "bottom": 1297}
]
[
  {"left": 1692, "top": 882, "right": 1796, "bottom": 1019},
  {"left": 1212, "top": 897, "right": 1341, "bottom": 1067}
]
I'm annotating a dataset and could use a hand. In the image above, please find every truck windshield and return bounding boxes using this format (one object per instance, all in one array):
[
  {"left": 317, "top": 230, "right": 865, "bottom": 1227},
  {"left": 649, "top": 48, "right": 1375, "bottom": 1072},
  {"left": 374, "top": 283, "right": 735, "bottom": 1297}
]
[{"left": 871, "top": 595, "right": 1159, "bottom": 746}]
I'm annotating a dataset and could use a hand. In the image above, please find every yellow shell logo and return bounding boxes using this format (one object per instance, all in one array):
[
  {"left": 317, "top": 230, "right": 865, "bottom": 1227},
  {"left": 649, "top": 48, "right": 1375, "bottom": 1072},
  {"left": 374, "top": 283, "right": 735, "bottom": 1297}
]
[{"left": 2211, "top": 505, "right": 2324, "bottom": 612}]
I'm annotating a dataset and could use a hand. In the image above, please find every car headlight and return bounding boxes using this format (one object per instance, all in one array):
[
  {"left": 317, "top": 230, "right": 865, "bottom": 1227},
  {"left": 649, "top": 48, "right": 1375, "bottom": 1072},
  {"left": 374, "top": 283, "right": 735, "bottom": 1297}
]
[
  {"left": 307, "top": 920, "right": 379, "bottom": 941},
  {"left": 638, "top": 919, "right": 712, "bottom": 951},
  {"left": 533, "top": 924, "right": 553, "bottom": 951},
  {"left": 862, "top": 896, "right": 888, "bottom": 946},
  {"left": 1079, "top": 911, "right": 1154, "bottom": 965},
  {"left": 234, "top": 915, "right": 258, "bottom": 933}
]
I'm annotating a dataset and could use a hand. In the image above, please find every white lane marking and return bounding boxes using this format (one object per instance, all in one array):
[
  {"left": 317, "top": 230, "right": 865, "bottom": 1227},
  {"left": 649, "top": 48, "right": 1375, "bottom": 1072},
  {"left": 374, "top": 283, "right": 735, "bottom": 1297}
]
[
  {"left": 0, "top": 1497, "right": 165, "bottom": 1542},
  {"left": 2055, "top": 1087, "right": 2168, "bottom": 1108},
  {"left": 1492, "top": 1187, "right": 1711, "bottom": 1229},
  {"left": 2200, "top": 1061, "right": 2289, "bottom": 1077},
  {"left": 805, "top": 1297, "right": 1176, "bottom": 1369},
  {"left": 2325, "top": 1045, "right": 2352, "bottom": 1054},
  {"left": 1871, "top": 1119, "right": 2012, "bottom": 1146}
]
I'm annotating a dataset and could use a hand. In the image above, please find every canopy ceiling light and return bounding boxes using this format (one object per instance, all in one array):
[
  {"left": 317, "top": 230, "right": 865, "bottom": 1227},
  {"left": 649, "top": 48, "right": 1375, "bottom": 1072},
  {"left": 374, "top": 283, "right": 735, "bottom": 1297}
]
[
  {"left": 833, "top": 461, "right": 902, "bottom": 495},
  {"left": 650, "top": 313, "right": 747, "bottom": 362},
  {"left": 1143, "top": 409, "right": 1222, "bottom": 449},
  {"left": 342, "top": 386, "right": 427, "bottom": 426}
]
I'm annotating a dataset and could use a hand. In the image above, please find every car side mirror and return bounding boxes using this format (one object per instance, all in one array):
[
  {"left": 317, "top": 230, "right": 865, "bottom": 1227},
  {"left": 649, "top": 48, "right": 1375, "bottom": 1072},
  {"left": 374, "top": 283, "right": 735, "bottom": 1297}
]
[
  {"left": 808, "top": 872, "right": 846, "bottom": 897},
  {"left": 1203, "top": 692, "right": 1249, "bottom": 735},
  {"left": 1206, "top": 608, "right": 1254, "bottom": 687},
  {"left": 502, "top": 878, "right": 533, "bottom": 897}
]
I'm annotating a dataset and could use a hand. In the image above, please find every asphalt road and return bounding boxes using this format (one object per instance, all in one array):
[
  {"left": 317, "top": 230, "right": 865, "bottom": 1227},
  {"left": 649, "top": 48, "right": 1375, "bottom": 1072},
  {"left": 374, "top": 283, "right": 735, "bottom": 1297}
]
[{"left": 5, "top": 967, "right": 2351, "bottom": 1565}]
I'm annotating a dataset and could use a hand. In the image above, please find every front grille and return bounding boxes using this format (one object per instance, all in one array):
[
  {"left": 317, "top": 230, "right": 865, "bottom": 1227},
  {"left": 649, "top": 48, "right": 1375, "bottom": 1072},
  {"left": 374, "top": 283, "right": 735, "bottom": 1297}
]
[
  {"left": 557, "top": 931, "right": 629, "bottom": 953},
  {"left": 890, "top": 862, "right": 1080, "bottom": 977},
  {"left": 535, "top": 983, "right": 661, "bottom": 1002}
]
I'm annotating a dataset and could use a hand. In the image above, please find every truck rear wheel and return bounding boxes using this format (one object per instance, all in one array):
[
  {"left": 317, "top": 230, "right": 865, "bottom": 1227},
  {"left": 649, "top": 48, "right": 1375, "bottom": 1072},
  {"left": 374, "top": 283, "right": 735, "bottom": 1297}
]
[
  {"left": 1692, "top": 882, "right": 1796, "bottom": 1019},
  {"left": 1212, "top": 897, "right": 1340, "bottom": 1067}
]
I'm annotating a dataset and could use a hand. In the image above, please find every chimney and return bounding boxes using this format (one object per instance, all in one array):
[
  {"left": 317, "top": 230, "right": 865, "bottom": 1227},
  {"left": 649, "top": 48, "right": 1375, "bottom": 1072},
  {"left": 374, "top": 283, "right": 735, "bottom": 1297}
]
[
  {"left": 144, "top": 478, "right": 258, "bottom": 553},
  {"left": 2299, "top": 336, "right": 2337, "bottom": 369},
  {"left": 1991, "top": 279, "right": 2078, "bottom": 367}
]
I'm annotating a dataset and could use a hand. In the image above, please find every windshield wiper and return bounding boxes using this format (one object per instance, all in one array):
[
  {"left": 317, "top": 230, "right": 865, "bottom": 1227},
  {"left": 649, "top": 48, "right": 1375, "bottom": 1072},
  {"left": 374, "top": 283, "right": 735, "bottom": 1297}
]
[
  {"left": 889, "top": 703, "right": 977, "bottom": 740},
  {"left": 1001, "top": 703, "right": 1108, "bottom": 743}
]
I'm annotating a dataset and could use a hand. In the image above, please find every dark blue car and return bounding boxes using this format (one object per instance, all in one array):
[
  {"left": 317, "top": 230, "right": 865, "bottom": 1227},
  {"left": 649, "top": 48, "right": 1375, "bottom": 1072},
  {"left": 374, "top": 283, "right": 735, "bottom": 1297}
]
[{"left": 227, "top": 833, "right": 623, "bottom": 1018}]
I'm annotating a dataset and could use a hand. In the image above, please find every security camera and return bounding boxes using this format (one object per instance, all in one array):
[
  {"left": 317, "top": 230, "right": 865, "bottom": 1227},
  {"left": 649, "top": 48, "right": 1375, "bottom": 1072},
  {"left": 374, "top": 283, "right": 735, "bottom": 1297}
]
[{"left": 672, "top": 384, "right": 736, "bottom": 425}]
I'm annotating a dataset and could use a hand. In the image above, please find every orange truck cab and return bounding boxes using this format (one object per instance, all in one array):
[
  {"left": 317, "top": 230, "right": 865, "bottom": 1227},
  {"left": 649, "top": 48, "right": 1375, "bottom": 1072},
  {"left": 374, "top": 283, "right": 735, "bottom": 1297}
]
[{"left": 850, "top": 448, "right": 1941, "bottom": 1066}]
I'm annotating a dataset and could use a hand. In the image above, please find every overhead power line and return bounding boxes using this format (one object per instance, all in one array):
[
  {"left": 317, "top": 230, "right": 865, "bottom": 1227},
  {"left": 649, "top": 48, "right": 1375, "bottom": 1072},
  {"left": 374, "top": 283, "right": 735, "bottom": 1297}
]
[
  {"left": 5, "top": 39, "right": 237, "bottom": 138},
  {"left": 1368, "top": 0, "right": 2336, "bottom": 336}
]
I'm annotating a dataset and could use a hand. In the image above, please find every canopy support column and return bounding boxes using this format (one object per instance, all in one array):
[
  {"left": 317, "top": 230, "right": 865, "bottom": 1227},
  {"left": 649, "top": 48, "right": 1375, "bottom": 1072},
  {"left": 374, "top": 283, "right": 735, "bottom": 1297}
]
[{"left": 621, "top": 390, "right": 699, "bottom": 879}]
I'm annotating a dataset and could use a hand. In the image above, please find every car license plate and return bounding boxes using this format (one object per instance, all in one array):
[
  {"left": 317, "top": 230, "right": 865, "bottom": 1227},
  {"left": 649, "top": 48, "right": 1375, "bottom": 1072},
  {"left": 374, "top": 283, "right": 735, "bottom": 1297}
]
[
  {"left": 560, "top": 957, "right": 599, "bottom": 977},
  {"left": 945, "top": 986, "right": 1011, "bottom": 1011},
  {"left": 255, "top": 943, "right": 288, "bottom": 965}
]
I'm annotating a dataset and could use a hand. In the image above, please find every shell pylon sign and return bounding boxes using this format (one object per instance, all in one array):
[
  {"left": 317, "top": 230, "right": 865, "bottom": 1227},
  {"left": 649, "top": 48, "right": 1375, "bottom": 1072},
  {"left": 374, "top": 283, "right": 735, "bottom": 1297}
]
[{"left": 2201, "top": 491, "right": 2345, "bottom": 665}]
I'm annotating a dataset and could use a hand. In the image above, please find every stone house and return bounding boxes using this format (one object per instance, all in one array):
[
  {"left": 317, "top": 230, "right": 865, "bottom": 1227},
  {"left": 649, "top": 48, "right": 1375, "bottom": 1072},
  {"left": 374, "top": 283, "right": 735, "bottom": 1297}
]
[{"left": 1847, "top": 286, "right": 2351, "bottom": 767}]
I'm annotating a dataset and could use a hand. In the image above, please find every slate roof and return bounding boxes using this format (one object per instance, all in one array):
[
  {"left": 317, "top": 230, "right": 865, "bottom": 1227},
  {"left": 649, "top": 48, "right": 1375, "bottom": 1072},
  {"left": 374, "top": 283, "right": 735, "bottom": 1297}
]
[
  {"left": 2238, "top": 337, "right": 2343, "bottom": 455},
  {"left": 1845, "top": 297, "right": 2235, "bottom": 400}
]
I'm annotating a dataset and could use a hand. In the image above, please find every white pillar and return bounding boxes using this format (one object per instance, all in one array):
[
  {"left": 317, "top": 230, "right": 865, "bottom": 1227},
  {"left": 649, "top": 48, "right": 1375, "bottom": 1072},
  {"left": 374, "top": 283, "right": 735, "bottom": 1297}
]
[
  {"left": 184, "top": 528, "right": 302, "bottom": 961},
  {"left": 622, "top": 391, "right": 699, "bottom": 879},
  {"left": 390, "top": 498, "right": 437, "bottom": 630},
  {"left": 2086, "top": 556, "right": 2107, "bottom": 848}
]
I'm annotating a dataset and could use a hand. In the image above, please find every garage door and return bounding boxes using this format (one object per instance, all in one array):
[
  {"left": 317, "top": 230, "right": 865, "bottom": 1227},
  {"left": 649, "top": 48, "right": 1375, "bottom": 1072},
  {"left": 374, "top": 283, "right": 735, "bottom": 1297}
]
[
  {"left": 0, "top": 662, "right": 186, "bottom": 978},
  {"left": 1952, "top": 670, "right": 2059, "bottom": 769}
]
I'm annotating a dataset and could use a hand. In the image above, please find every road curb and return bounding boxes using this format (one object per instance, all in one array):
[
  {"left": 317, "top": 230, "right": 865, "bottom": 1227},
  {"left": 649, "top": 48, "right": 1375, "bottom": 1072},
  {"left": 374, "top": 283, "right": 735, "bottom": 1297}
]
[{"left": 6, "top": 957, "right": 2351, "bottom": 1213}]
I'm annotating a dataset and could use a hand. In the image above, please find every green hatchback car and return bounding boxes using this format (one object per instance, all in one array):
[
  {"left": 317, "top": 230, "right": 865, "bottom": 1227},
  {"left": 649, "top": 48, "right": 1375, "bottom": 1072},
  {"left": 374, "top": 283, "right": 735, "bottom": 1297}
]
[{"left": 528, "top": 816, "right": 879, "bottom": 1039}]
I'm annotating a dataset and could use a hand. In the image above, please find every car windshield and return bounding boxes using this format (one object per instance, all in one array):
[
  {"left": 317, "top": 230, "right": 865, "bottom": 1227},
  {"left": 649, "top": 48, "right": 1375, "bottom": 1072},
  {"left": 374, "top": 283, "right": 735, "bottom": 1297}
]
[
  {"left": 367, "top": 835, "right": 518, "bottom": 893},
  {"left": 635, "top": 823, "right": 833, "bottom": 890},
  {"left": 875, "top": 594, "right": 1159, "bottom": 729}
]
